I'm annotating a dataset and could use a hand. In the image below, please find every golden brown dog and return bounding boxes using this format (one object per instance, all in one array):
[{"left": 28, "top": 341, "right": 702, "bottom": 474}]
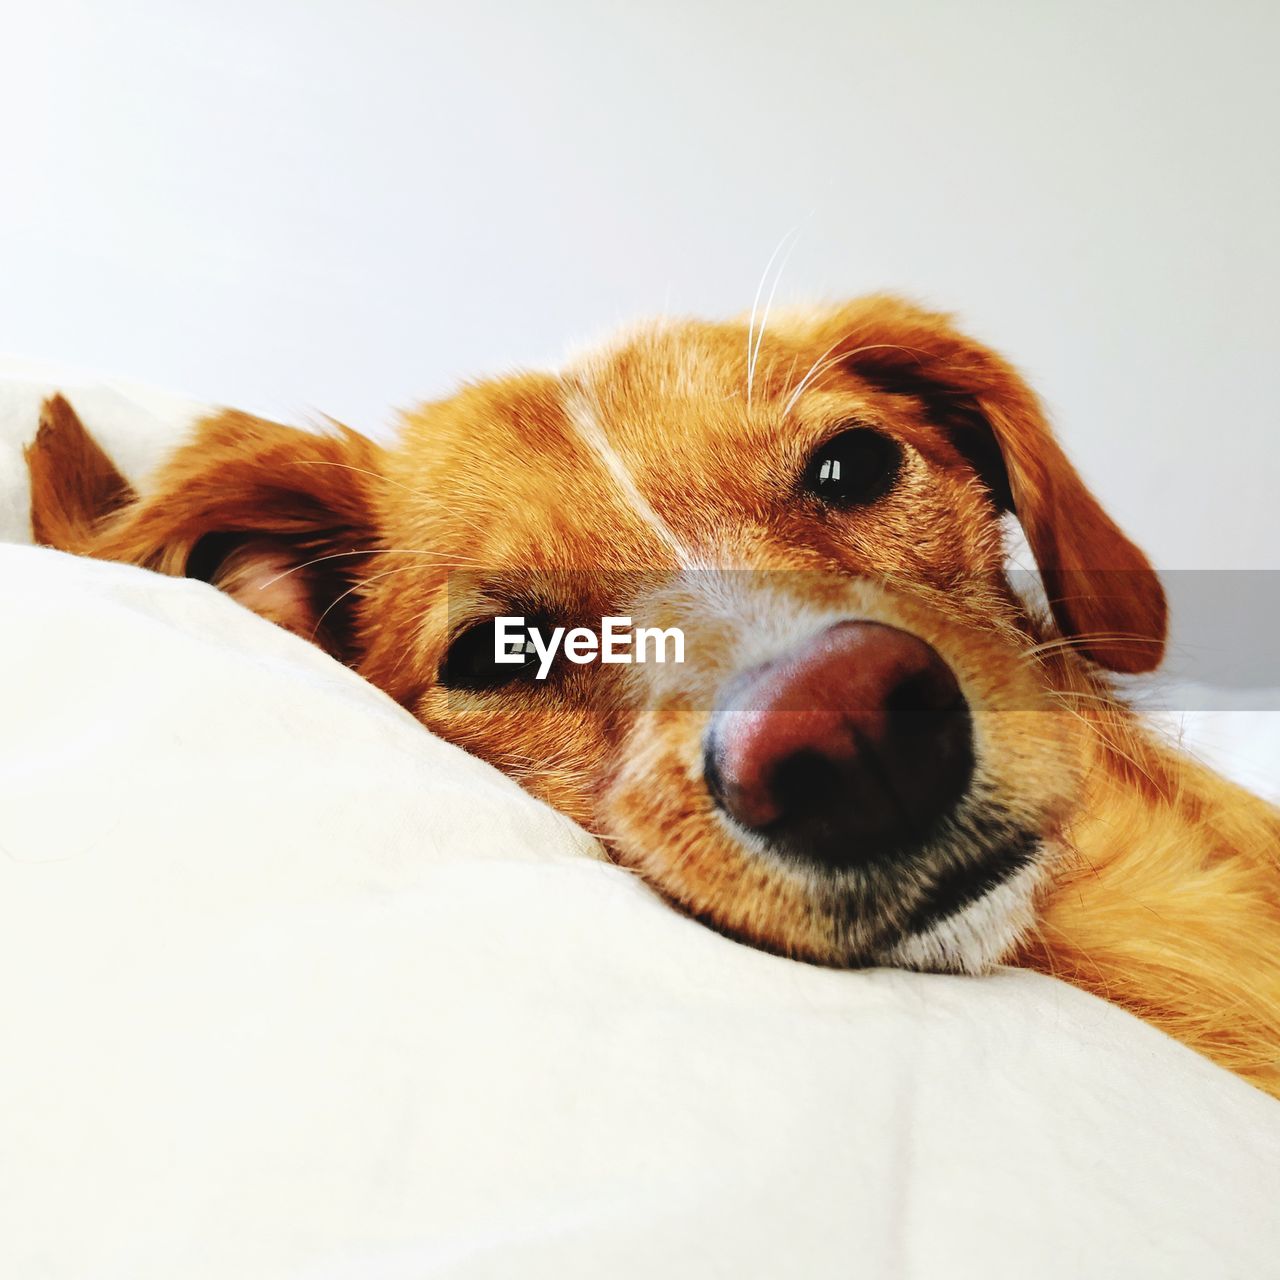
[{"left": 26, "top": 296, "right": 1280, "bottom": 1095}]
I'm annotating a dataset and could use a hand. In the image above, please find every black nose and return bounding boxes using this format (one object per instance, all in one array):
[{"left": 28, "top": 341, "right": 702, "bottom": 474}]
[{"left": 703, "top": 621, "right": 973, "bottom": 869}]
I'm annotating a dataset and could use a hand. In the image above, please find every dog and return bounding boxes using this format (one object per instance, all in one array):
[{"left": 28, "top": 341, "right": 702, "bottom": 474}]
[{"left": 26, "top": 295, "right": 1280, "bottom": 1095}]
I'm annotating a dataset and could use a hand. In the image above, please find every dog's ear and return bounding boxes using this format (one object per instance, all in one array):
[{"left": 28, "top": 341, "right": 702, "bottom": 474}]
[
  {"left": 25, "top": 395, "right": 138, "bottom": 550},
  {"left": 44, "top": 405, "right": 383, "bottom": 663},
  {"left": 805, "top": 296, "right": 1167, "bottom": 673}
]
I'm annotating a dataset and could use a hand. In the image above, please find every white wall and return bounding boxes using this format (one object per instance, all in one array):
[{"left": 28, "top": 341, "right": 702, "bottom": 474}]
[{"left": 2, "top": 0, "right": 1277, "bottom": 569}]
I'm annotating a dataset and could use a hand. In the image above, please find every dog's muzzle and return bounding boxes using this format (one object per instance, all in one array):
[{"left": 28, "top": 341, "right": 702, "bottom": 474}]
[{"left": 703, "top": 621, "right": 974, "bottom": 870}]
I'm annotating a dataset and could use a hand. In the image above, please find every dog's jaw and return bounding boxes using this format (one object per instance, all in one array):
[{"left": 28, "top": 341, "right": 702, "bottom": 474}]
[{"left": 884, "top": 851, "right": 1053, "bottom": 975}]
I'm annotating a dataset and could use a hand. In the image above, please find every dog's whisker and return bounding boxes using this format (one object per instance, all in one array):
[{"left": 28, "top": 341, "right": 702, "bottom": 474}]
[
  {"left": 781, "top": 338, "right": 847, "bottom": 415},
  {"left": 1045, "top": 699, "right": 1163, "bottom": 788},
  {"left": 256, "top": 546, "right": 485, "bottom": 592},
  {"left": 1043, "top": 689, "right": 1131, "bottom": 710},
  {"left": 307, "top": 563, "right": 426, "bottom": 641},
  {"left": 783, "top": 341, "right": 935, "bottom": 416},
  {"left": 780, "top": 353, "right": 799, "bottom": 402},
  {"left": 748, "top": 226, "right": 801, "bottom": 408},
  {"left": 746, "top": 226, "right": 803, "bottom": 408},
  {"left": 1024, "top": 632, "right": 1168, "bottom": 659}
]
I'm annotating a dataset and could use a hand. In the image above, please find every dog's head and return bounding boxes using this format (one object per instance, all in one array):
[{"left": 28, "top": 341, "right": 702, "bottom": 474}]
[{"left": 39, "top": 296, "right": 1166, "bottom": 971}]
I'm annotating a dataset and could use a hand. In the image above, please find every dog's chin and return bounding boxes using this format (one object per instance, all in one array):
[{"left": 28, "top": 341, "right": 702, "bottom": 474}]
[
  {"left": 709, "top": 819, "right": 1055, "bottom": 975},
  {"left": 880, "top": 855, "right": 1048, "bottom": 975}
]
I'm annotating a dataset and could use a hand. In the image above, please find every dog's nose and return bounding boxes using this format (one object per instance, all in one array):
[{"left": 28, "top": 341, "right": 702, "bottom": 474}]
[{"left": 704, "top": 621, "right": 973, "bottom": 868}]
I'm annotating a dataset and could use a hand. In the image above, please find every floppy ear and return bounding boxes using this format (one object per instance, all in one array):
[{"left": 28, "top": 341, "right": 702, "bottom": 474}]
[
  {"left": 811, "top": 296, "right": 1167, "bottom": 674},
  {"left": 37, "top": 403, "right": 383, "bottom": 663},
  {"left": 25, "top": 394, "right": 138, "bottom": 549}
]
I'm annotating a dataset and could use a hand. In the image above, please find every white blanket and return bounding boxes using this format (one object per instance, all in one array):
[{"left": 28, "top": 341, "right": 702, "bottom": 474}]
[{"left": 2, "top": 369, "right": 1278, "bottom": 1278}]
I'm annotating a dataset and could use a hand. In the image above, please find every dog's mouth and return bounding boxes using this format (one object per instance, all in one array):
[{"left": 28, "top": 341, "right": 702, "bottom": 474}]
[
  {"left": 837, "top": 806, "right": 1048, "bottom": 972},
  {"left": 882, "top": 828, "right": 1047, "bottom": 973},
  {"left": 687, "top": 800, "right": 1048, "bottom": 974}
]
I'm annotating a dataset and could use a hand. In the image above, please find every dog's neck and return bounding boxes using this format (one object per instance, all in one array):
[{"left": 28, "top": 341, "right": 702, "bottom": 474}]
[{"left": 1016, "top": 698, "right": 1280, "bottom": 1096}]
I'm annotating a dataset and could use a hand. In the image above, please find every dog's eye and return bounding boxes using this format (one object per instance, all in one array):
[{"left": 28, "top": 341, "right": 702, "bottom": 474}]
[
  {"left": 803, "top": 427, "right": 901, "bottom": 507},
  {"left": 440, "top": 618, "right": 539, "bottom": 690}
]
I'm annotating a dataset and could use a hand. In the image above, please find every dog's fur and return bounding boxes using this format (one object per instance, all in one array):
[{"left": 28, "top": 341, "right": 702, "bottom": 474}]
[{"left": 26, "top": 296, "right": 1280, "bottom": 1095}]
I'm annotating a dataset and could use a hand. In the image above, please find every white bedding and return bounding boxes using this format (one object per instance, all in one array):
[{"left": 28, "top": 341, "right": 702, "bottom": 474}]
[{"left": 2, "top": 370, "right": 1278, "bottom": 1278}]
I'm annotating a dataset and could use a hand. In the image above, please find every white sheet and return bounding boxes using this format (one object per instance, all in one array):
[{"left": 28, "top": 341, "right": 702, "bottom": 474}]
[{"left": 3, "top": 371, "right": 1279, "bottom": 1278}]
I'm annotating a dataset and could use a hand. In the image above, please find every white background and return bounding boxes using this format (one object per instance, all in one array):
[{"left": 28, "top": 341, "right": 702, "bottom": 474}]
[{"left": 2, "top": 0, "right": 1277, "bottom": 569}]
